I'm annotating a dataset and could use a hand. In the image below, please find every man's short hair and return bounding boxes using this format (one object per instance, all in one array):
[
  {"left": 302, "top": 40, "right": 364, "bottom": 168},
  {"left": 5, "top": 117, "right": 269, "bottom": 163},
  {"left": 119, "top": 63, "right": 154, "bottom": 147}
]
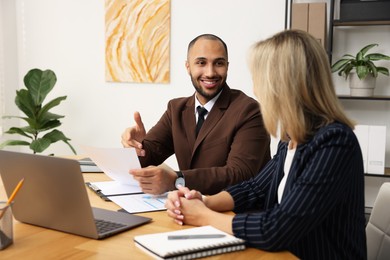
[{"left": 187, "top": 34, "right": 228, "bottom": 59}]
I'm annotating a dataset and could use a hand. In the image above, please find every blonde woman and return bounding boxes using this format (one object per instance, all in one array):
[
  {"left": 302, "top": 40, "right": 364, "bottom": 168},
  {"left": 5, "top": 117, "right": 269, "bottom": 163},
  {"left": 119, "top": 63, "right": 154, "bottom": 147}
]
[{"left": 165, "top": 30, "right": 366, "bottom": 259}]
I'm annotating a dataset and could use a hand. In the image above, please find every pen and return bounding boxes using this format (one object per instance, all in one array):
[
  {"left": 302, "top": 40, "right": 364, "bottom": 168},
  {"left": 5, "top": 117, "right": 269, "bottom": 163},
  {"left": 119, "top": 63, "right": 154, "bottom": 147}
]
[{"left": 168, "top": 234, "right": 226, "bottom": 240}]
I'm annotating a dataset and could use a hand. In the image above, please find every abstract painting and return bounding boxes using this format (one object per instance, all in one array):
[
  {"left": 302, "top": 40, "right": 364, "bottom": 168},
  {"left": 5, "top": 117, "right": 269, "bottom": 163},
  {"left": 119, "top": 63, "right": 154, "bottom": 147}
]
[{"left": 105, "top": 0, "right": 170, "bottom": 83}]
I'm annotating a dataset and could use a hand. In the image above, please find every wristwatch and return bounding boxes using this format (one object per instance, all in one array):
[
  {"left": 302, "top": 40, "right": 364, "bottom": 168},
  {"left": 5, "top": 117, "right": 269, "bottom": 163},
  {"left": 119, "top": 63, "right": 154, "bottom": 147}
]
[{"left": 174, "top": 171, "right": 185, "bottom": 189}]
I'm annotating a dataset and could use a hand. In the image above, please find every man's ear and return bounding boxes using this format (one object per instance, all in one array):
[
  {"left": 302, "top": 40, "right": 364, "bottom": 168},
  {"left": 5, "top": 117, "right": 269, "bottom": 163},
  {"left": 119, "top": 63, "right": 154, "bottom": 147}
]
[{"left": 185, "top": 61, "right": 190, "bottom": 74}]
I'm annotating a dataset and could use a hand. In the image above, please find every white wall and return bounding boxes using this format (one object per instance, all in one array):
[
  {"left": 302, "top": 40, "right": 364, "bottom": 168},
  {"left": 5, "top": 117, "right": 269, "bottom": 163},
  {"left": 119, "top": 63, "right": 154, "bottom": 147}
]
[
  {"left": 3, "top": 0, "right": 388, "bottom": 168},
  {"left": 0, "top": 0, "right": 18, "bottom": 140},
  {"left": 0, "top": 0, "right": 286, "bottom": 166}
]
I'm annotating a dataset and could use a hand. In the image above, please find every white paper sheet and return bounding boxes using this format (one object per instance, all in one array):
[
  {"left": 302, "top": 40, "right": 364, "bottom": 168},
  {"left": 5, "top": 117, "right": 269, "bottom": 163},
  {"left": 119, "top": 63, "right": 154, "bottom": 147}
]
[
  {"left": 80, "top": 145, "right": 140, "bottom": 185},
  {"left": 80, "top": 145, "right": 167, "bottom": 213},
  {"left": 109, "top": 193, "right": 167, "bottom": 213}
]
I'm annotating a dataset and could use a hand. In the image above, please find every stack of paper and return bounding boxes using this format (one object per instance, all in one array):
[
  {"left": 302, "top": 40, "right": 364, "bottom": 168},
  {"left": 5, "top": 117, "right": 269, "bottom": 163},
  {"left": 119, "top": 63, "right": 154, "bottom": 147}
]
[
  {"left": 78, "top": 157, "right": 103, "bottom": 173},
  {"left": 81, "top": 145, "right": 167, "bottom": 213}
]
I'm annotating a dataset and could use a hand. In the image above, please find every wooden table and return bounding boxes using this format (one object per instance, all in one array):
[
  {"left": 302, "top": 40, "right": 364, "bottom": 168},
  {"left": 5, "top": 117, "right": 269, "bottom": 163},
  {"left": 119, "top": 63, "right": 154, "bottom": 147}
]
[{"left": 0, "top": 173, "right": 297, "bottom": 259}]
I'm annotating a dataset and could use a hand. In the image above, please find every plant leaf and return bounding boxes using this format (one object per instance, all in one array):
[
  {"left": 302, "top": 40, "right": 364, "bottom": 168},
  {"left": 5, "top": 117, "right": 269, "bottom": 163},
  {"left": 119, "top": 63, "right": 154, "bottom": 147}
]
[
  {"left": 359, "top": 43, "right": 378, "bottom": 57},
  {"left": 30, "top": 138, "right": 52, "bottom": 153},
  {"left": 0, "top": 140, "right": 31, "bottom": 149},
  {"left": 38, "top": 96, "right": 67, "bottom": 118},
  {"left": 14, "top": 125, "right": 38, "bottom": 135},
  {"left": 15, "top": 89, "right": 37, "bottom": 118},
  {"left": 43, "top": 129, "right": 70, "bottom": 142},
  {"left": 63, "top": 140, "right": 77, "bottom": 155},
  {"left": 21, "top": 116, "right": 62, "bottom": 133},
  {"left": 4, "top": 127, "right": 33, "bottom": 139},
  {"left": 356, "top": 66, "right": 369, "bottom": 79},
  {"left": 23, "top": 69, "right": 57, "bottom": 106},
  {"left": 331, "top": 58, "right": 353, "bottom": 72},
  {"left": 365, "top": 53, "right": 390, "bottom": 61},
  {"left": 341, "top": 54, "right": 354, "bottom": 59},
  {"left": 341, "top": 63, "right": 354, "bottom": 79},
  {"left": 38, "top": 112, "right": 64, "bottom": 124},
  {"left": 42, "top": 129, "right": 77, "bottom": 154},
  {"left": 21, "top": 117, "right": 40, "bottom": 131},
  {"left": 377, "top": 67, "right": 390, "bottom": 76},
  {"left": 39, "top": 120, "right": 62, "bottom": 133}
]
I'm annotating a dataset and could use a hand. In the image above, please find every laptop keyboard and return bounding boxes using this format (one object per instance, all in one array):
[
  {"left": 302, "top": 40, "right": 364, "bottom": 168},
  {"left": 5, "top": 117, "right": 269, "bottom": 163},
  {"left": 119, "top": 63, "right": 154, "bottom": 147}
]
[{"left": 95, "top": 219, "right": 127, "bottom": 233}]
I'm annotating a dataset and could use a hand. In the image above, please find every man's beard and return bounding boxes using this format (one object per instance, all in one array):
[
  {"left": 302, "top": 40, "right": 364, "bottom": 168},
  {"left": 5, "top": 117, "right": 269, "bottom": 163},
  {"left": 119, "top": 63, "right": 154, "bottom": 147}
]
[{"left": 191, "top": 77, "right": 227, "bottom": 101}]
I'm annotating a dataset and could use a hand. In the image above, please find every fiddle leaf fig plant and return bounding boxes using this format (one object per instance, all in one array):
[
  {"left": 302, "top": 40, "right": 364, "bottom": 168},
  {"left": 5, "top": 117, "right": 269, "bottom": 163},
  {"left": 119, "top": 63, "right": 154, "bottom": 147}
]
[
  {"left": 0, "top": 68, "right": 76, "bottom": 155},
  {"left": 331, "top": 43, "right": 390, "bottom": 80}
]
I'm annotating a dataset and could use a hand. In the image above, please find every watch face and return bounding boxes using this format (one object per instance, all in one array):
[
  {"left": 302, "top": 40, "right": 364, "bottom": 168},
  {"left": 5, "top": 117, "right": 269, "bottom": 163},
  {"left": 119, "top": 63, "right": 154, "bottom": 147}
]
[{"left": 175, "top": 177, "right": 185, "bottom": 189}]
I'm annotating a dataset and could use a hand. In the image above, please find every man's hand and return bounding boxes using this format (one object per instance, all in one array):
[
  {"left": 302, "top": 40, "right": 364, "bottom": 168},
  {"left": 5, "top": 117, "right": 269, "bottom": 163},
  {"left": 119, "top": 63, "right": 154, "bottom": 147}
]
[
  {"left": 130, "top": 165, "right": 177, "bottom": 195},
  {"left": 121, "top": 111, "right": 146, "bottom": 156}
]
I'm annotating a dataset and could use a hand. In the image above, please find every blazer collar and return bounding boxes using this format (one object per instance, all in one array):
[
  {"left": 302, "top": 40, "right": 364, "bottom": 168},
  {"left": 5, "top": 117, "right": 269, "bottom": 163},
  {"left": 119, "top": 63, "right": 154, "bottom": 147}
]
[{"left": 184, "top": 85, "right": 232, "bottom": 154}]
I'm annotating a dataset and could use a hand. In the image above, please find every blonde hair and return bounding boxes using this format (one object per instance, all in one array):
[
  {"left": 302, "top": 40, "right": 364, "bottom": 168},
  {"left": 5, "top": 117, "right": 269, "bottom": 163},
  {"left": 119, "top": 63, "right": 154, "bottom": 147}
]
[{"left": 249, "top": 29, "right": 354, "bottom": 143}]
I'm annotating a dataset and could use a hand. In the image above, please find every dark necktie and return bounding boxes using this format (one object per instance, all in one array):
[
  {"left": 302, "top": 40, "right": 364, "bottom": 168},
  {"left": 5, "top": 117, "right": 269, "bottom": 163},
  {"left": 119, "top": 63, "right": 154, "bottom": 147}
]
[{"left": 196, "top": 106, "right": 208, "bottom": 137}]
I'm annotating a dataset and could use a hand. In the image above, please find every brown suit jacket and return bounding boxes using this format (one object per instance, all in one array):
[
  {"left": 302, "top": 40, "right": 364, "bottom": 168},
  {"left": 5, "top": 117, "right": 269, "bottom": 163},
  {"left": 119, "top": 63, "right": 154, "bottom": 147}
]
[{"left": 140, "top": 85, "right": 270, "bottom": 195}]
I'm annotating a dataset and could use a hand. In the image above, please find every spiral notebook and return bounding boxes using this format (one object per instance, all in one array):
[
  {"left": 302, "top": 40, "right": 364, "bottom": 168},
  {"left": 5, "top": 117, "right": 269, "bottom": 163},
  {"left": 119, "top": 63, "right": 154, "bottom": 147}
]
[{"left": 134, "top": 225, "right": 246, "bottom": 259}]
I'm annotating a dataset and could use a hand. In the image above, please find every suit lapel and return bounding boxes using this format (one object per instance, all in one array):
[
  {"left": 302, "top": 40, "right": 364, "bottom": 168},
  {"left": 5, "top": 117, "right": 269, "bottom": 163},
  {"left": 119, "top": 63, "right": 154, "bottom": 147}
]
[{"left": 183, "top": 95, "right": 197, "bottom": 149}]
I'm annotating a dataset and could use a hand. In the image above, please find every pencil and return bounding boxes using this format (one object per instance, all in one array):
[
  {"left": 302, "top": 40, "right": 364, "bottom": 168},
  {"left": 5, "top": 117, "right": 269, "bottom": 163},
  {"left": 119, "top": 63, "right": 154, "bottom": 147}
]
[
  {"left": 0, "top": 178, "right": 24, "bottom": 219},
  {"left": 6, "top": 178, "right": 25, "bottom": 206}
]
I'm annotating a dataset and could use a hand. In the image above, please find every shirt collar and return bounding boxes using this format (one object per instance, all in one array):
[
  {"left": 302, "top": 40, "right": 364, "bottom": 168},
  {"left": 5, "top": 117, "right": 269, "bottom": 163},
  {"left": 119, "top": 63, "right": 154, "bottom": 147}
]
[{"left": 194, "top": 89, "right": 223, "bottom": 114}]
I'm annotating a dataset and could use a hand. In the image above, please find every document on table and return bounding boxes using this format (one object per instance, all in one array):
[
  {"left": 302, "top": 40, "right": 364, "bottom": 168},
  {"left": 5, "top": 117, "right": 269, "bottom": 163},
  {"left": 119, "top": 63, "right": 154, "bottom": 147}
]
[
  {"left": 109, "top": 193, "right": 167, "bottom": 213},
  {"left": 78, "top": 157, "right": 103, "bottom": 173},
  {"left": 80, "top": 145, "right": 167, "bottom": 212},
  {"left": 85, "top": 181, "right": 143, "bottom": 201}
]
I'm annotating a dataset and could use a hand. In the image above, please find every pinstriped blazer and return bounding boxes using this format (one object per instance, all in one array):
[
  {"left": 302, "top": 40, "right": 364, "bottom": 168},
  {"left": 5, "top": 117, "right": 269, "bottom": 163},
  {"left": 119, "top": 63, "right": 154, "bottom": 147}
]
[
  {"left": 227, "top": 122, "right": 367, "bottom": 259},
  {"left": 139, "top": 85, "right": 271, "bottom": 195}
]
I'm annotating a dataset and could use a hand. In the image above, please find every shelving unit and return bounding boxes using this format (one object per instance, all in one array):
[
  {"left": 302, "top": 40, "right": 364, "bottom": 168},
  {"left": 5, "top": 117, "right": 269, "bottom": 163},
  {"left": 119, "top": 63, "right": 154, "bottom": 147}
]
[
  {"left": 332, "top": 7, "right": 390, "bottom": 216},
  {"left": 328, "top": 0, "right": 390, "bottom": 176},
  {"left": 288, "top": 0, "right": 390, "bottom": 175},
  {"left": 333, "top": 20, "right": 390, "bottom": 26},
  {"left": 338, "top": 95, "right": 390, "bottom": 101},
  {"left": 288, "top": 0, "right": 390, "bottom": 215}
]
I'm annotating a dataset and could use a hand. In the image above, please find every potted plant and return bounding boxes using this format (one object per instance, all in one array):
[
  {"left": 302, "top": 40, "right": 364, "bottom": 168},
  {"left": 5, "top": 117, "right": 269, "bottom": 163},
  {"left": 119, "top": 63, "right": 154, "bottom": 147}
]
[
  {"left": 0, "top": 68, "right": 76, "bottom": 155},
  {"left": 331, "top": 43, "right": 390, "bottom": 96}
]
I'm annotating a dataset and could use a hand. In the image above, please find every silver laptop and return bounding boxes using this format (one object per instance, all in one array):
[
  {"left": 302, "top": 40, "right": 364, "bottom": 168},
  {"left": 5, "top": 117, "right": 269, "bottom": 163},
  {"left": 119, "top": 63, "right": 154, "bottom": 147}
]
[{"left": 0, "top": 150, "right": 151, "bottom": 239}]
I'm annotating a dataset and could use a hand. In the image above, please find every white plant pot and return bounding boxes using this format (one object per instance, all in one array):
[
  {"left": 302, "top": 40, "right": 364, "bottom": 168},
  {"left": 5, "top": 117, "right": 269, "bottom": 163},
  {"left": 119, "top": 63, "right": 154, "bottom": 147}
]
[{"left": 348, "top": 73, "right": 376, "bottom": 97}]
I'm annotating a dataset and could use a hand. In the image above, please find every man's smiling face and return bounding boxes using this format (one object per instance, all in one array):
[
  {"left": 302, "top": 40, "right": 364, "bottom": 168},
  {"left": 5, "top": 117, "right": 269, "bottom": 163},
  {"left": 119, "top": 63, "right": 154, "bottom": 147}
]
[{"left": 186, "top": 38, "right": 229, "bottom": 105}]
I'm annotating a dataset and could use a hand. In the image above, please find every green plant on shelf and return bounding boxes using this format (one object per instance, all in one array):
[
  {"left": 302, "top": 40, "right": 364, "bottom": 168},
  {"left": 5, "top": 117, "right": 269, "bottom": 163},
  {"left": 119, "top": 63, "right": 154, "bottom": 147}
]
[{"left": 331, "top": 43, "right": 390, "bottom": 80}]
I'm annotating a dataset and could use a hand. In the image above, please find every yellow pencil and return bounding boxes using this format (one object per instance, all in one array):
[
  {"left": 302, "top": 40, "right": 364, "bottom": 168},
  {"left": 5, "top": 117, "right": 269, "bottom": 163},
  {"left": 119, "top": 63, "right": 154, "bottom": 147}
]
[
  {"left": 0, "top": 178, "right": 24, "bottom": 219},
  {"left": 6, "top": 178, "right": 25, "bottom": 206}
]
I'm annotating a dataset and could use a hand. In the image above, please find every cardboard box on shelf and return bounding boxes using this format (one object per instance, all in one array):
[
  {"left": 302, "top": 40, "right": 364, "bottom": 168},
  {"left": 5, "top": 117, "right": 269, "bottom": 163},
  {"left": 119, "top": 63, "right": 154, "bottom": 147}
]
[
  {"left": 291, "top": 3, "right": 327, "bottom": 49},
  {"left": 291, "top": 3, "right": 309, "bottom": 31}
]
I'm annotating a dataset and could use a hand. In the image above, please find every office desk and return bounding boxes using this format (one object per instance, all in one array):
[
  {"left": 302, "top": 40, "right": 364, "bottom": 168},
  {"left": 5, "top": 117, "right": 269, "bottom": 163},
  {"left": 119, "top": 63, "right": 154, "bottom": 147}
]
[{"left": 0, "top": 173, "right": 297, "bottom": 259}]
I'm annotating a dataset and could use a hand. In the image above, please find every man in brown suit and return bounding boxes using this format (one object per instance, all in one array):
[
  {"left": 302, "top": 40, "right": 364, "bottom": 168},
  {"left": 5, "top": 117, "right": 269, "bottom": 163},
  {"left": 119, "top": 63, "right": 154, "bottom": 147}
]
[{"left": 122, "top": 34, "right": 270, "bottom": 195}]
